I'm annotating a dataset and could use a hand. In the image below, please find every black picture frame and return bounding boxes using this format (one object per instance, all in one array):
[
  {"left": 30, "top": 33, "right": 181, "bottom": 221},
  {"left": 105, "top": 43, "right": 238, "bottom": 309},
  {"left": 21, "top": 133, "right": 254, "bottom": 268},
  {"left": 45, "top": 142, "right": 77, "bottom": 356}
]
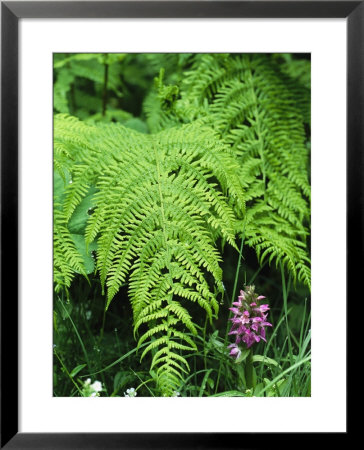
[{"left": 1, "top": 1, "right": 357, "bottom": 447}]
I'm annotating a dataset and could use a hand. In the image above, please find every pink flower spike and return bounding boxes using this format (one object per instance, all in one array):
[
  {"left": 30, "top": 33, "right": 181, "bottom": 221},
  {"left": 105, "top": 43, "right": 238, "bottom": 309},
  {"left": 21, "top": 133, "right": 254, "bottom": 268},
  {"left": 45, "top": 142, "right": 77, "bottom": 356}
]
[
  {"left": 252, "top": 317, "right": 263, "bottom": 323},
  {"left": 259, "top": 304, "right": 270, "bottom": 313},
  {"left": 228, "top": 329, "right": 238, "bottom": 335},
  {"left": 240, "top": 312, "right": 250, "bottom": 325},
  {"left": 237, "top": 324, "right": 247, "bottom": 334},
  {"left": 260, "top": 327, "right": 267, "bottom": 340},
  {"left": 242, "top": 331, "right": 256, "bottom": 348},
  {"left": 230, "top": 317, "right": 241, "bottom": 324},
  {"left": 227, "top": 286, "right": 272, "bottom": 356}
]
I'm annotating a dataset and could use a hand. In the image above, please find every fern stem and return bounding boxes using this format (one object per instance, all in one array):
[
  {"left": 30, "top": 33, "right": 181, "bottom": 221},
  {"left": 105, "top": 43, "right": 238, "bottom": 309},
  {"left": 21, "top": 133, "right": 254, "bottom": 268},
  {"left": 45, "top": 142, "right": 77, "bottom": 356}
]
[
  {"left": 152, "top": 138, "right": 176, "bottom": 394},
  {"left": 153, "top": 141, "right": 169, "bottom": 258},
  {"left": 248, "top": 73, "right": 267, "bottom": 200},
  {"left": 70, "top": 82, "right": 76, "bottom": 115},
  {"left": 102, "top": 53, "right": 109, "bottom": 117}
]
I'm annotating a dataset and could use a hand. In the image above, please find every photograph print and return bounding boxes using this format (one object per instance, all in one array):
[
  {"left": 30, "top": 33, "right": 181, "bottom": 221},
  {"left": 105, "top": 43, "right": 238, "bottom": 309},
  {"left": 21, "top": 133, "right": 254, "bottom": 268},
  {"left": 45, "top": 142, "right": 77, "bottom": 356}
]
[{"left": 53, "top": 53, "right": 311, "bottom": 398}]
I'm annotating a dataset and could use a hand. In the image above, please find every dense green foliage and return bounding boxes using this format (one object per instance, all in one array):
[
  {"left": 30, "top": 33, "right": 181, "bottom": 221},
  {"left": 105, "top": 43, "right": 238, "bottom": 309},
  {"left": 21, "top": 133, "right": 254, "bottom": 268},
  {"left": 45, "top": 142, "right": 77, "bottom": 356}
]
[{"left": 53, "top": 53, "right": 311, "bottom": 397}]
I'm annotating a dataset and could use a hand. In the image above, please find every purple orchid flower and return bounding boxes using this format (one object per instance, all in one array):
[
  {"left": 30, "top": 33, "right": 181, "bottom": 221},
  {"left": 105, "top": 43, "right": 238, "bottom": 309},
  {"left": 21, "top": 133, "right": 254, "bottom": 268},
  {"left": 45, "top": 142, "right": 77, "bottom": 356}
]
[
  {"left": 228, "top": 343, "right": 242, "bottom": 359},
  {"left": 227, "top": 285, "right": 272, "bottom": 357}
]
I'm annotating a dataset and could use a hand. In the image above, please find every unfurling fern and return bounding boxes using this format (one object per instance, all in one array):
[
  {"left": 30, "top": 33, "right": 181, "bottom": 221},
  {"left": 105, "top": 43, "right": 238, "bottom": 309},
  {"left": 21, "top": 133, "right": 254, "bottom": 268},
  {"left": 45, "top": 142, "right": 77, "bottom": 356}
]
[{"left": 54, "top": 114, "right": 245, "bottom": 395}]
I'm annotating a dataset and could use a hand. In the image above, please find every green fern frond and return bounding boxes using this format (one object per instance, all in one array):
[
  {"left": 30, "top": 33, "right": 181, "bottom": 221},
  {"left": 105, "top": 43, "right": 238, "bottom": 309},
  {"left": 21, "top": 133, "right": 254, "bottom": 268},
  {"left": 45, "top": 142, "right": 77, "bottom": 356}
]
[
  {"left": 53, "top": 205, "right": 87, "bottom": 293},
  {"left": 54, "top": 114, "right": 245, "bottom": 395},
  {"left": 53, "top": 53, "right": 311, "bottom": 395},
  {"left": 179, "top": 54, "right": 311, "bottom": 287}
]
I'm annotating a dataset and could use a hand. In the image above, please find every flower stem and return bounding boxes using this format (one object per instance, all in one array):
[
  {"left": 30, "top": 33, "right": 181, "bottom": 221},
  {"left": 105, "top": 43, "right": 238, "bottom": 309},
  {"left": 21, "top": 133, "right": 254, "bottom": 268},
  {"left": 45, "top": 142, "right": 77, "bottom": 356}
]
[
  {"left": 245, "top": 349, "right": 254, "bottom": 390},
  {"left": 215, "top": 234, "right": 245, "bottom": 394}
]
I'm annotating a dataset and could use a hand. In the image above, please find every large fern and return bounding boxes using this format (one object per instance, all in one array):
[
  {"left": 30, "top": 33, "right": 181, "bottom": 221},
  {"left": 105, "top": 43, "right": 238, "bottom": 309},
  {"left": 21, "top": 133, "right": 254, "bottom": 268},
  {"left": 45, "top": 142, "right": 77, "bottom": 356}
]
[
  {"left": 54, "top": 53, "right": 311, "bottom": 395},
  {"left": 174, "top": 54, "right": 311, "bottom": 287},
  {"left": 54, "top": 114, "right": 245, "bottom": 395}
]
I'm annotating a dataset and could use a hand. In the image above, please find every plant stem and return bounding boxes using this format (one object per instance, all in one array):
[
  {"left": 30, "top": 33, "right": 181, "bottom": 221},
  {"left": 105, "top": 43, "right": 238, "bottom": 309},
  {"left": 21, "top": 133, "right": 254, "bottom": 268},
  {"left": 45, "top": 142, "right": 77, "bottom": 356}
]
[
  {"left": 281, "top": 264, "right": 297, "bottom": 393},
  {"left": 99, "top": 299, "right": 107, "bottom": 343},
  {"left": 280, "top": 264, "right": 294, "bottom": 365},
  {"left": 54, "top": 349, "right": 84, "bottom": 396},
  {"left": 102, "top": 53, "right": 109, "bottom": 116},
  {"left": 59, "top": 297, "right": 92, "bottom": 372},
  {"left": 203, "top": 314, "right": 208, "bottom": 372},
  {"left": 215, "top": 231, "right": 246, "bottom": 394},
  {"left": 245, "top": 349, "right": 254, "bottom": 390}
]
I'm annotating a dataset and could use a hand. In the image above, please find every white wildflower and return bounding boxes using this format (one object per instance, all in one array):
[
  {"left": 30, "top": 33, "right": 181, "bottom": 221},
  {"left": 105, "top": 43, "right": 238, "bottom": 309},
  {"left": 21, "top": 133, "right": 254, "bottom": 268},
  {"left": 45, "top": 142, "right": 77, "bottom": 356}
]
[
  {"left": 82, "top": 378, "right": 103, "bottom": 397},
  {"left": 124, "top": 387, "right": 137, "bottom": 397},
  {"left": 91, "top": 380, "right": 103, "bottom": 392}
]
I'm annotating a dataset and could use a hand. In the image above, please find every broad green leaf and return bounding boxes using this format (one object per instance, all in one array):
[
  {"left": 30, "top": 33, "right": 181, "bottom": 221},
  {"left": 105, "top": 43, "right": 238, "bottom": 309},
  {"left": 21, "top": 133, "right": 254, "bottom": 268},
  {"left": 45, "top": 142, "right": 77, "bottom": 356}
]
[
  {"left": 252, "top": 366, "right": 257, "bottom": 390},
  {"left": 210, "top": 390, "right": 245, "bottom": 397},
  {"left": 275, "top": 378, "right": 288, "bottom": 396},
  {"left": 54, "top": 170, "right": 71, "bottom": 205},
  {"left": 71, "top": 234, "right": 97, "bottom": 274},
  {"left": 70, "top": 364, "right": 87, "bottom": 378},
  {"left": 68, "top": 186, "right": 97, "bottom": 234},
  {"left": 113, "top": 371, "right": 134, "bottom": 393},
  {"left": 207, "top": 378, "right": 214, "bottom": 390},
  {"left": 236, "top": 364, "right": 246, "bottom": 387},
  {"left": 235, "top": 347, "right": 251, "bottom": 364},
  {"left": 252, "top": 355, "right": 281, "bottom": 368},
  {"left": 262, "top": 377, "right": 288, "bottom": 397},
  {"left": 253, "top": 382, "right": 264, "bottom": 396},
  {"left": 199, "top": 369, "right": 213, "bottom": 397}
]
